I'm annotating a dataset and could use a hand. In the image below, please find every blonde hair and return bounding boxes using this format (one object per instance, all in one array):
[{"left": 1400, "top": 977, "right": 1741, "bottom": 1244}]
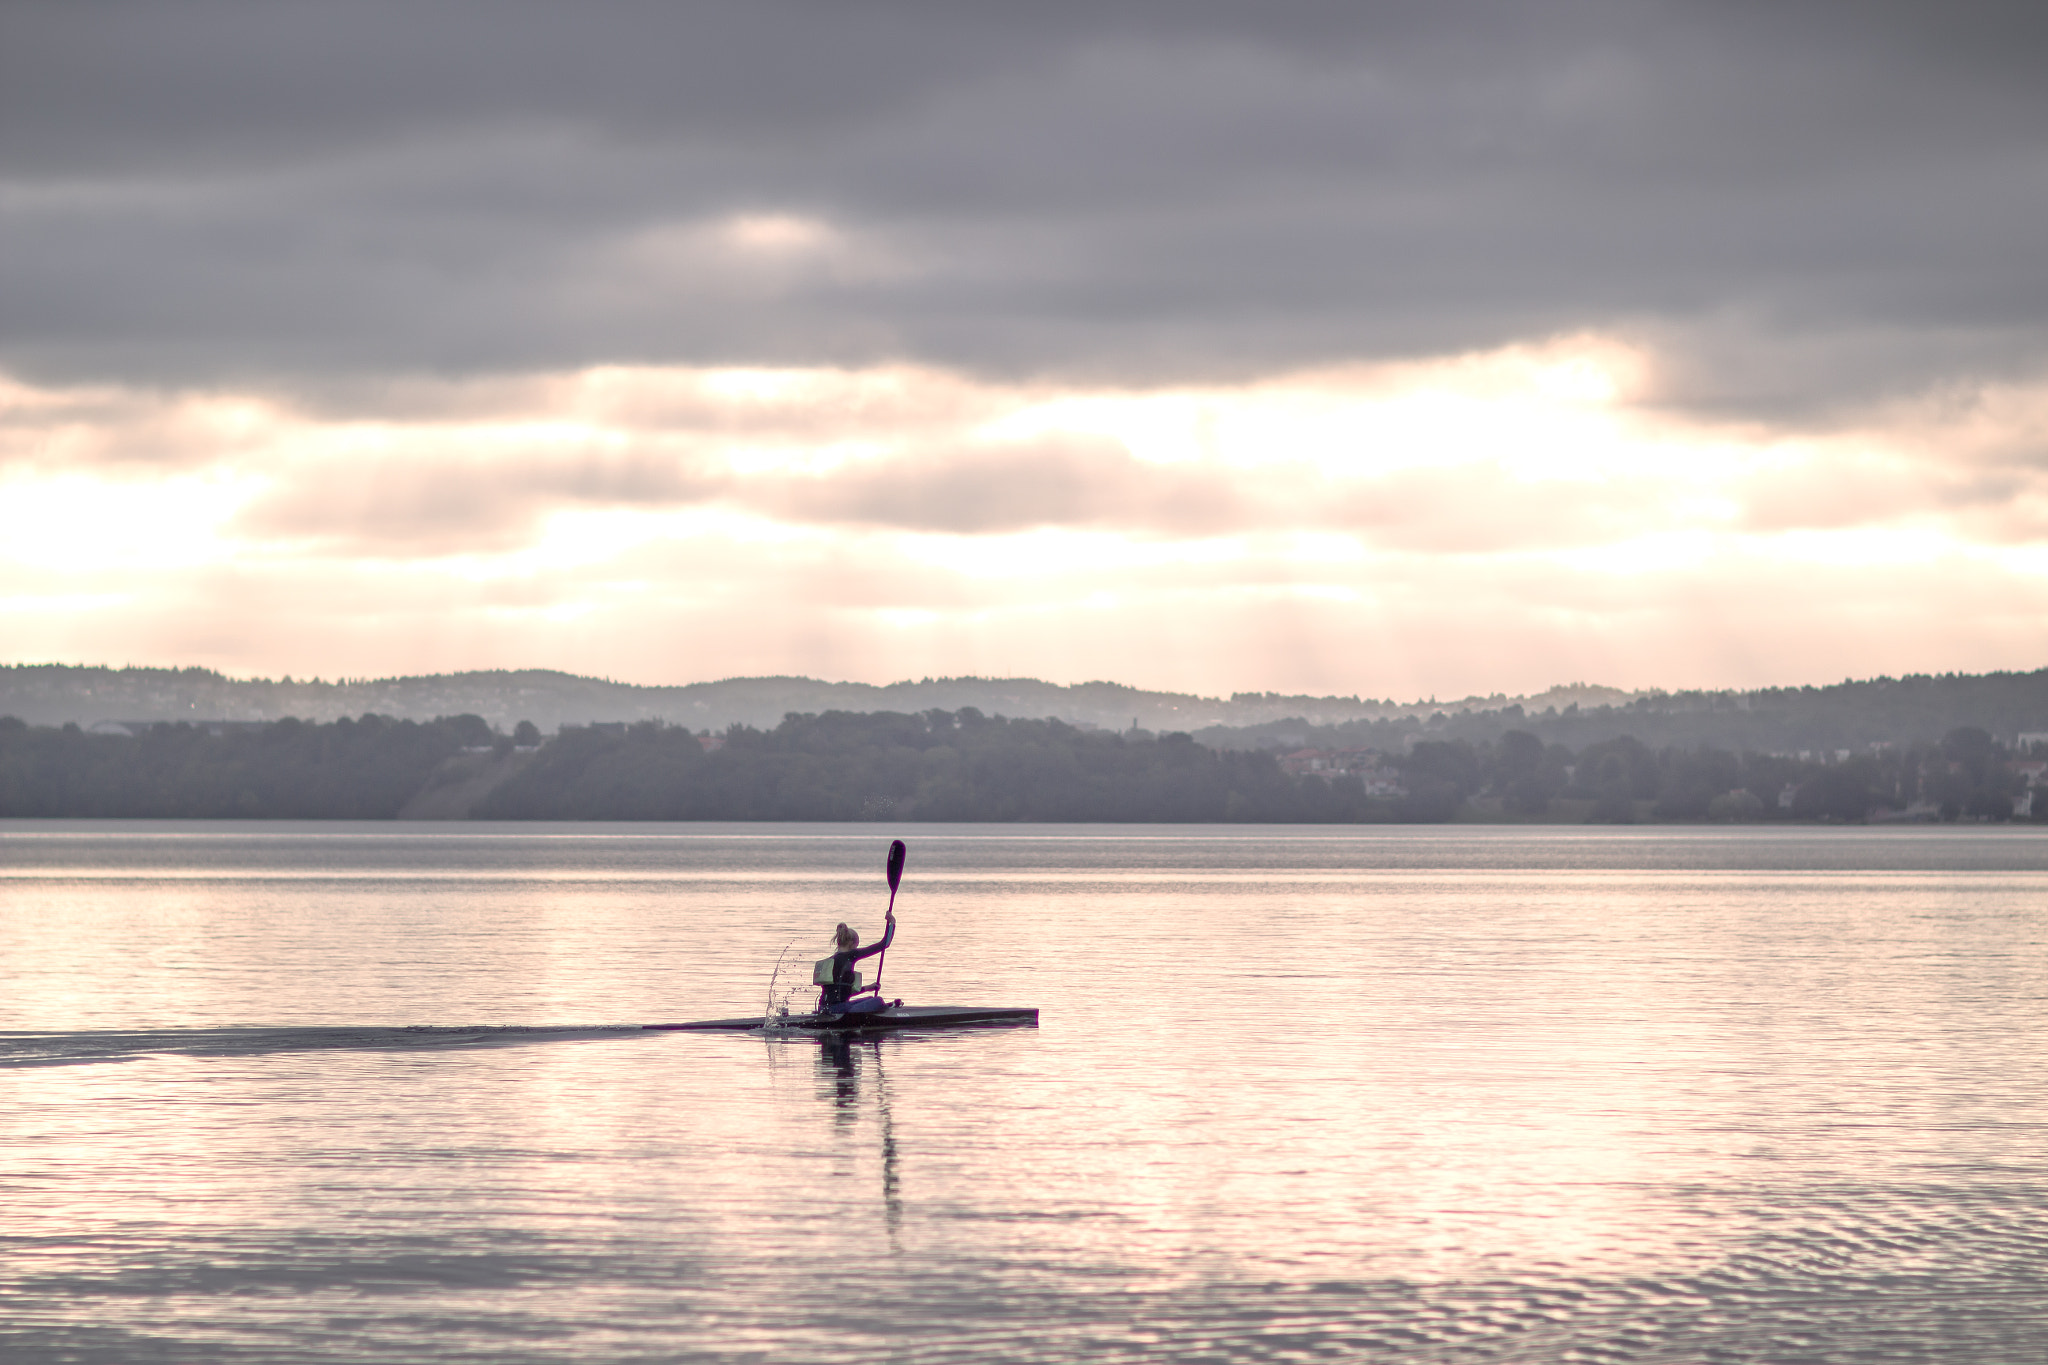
[{"left": 835, "top": 922, "right": 859, "bottom": 951}]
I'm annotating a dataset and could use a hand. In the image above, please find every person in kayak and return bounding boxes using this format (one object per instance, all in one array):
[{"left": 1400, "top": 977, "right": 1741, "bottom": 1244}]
[{"left": 817, "top": 908, "right": 895, "bottom": 1012}]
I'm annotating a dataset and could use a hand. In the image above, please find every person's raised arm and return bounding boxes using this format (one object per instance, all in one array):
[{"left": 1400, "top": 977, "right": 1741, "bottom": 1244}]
[{"left": 850, "top": 914, "right": 894, "bottom": 962}]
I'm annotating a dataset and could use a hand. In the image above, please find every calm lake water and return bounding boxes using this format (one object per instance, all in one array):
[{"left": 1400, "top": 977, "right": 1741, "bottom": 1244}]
[{"left": 3, "top": 822, "right": 2046, "bottom": 1363}]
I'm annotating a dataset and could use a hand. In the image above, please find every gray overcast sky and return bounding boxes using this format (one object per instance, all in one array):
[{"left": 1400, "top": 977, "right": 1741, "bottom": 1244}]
[
  {"left": 6, "top": 0, "right": 2047, "bottom": 417},
  {"left": 7, "top": 1, "right": 2048, "bottom": 697}
]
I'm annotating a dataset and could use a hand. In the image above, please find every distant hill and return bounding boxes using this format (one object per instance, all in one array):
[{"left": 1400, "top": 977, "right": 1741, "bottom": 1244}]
[
  {"left": 1208, "top": 671, "right": 2048, "bottom": 758},
  {"left": 0, "top": 663, "right": 1621, "bottom": 736},
  {"left": 5, "top": 662, "right": 2048, "bottom": 755}
]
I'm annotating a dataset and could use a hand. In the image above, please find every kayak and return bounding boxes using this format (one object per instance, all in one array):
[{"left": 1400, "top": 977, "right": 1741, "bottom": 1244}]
[
  {"left": 655, "top": 841, "right": 1037, "bottom": 1035},
  {"left": 645, "top": 1005, "right": 1038, "bottom": 1033}
]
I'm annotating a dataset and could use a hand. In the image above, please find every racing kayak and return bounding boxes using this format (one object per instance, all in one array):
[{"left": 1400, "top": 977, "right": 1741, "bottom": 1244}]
[
  {"left": 645, "top": 1005, "right": 1038, "bottom": 1033},
  {"left": 656, "top": 840, "right": 1037, "bottom": 1034}
]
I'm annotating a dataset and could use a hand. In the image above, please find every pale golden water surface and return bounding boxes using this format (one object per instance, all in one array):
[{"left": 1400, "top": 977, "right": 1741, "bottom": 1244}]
[{"left": 3, "top": 822, "right": 2046, "bottom": 1362}]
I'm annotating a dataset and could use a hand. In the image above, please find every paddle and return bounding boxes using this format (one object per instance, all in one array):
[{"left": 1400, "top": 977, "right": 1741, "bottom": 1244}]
[{"left": 874, "top": 839, "right": 906, "bottom": 996}]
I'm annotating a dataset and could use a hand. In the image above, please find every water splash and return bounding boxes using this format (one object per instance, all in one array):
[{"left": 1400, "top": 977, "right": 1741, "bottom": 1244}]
[{"left": 761, "top": 938, "right": 812, "bottom": 1030}]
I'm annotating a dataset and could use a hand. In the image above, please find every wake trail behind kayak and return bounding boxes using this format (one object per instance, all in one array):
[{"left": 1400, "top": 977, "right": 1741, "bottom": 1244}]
[{"left": 0, "top": 1023, "right": 649, "bottom": 1069}]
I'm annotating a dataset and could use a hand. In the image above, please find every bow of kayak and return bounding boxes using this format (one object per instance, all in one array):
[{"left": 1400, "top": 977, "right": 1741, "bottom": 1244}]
[{"left": 645, "top": 1005, "right": 1038, "bottom": 1032}]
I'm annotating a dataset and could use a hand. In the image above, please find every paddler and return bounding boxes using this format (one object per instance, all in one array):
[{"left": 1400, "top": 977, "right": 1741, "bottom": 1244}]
[{"left": 818, "top": 909, "right": 895, "bottom": 1012}]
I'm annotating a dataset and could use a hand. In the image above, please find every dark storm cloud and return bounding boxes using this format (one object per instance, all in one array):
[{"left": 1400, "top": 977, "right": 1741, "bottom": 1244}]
[{"left": 4, "top": 0, "right": 2047, "bottom": 416}]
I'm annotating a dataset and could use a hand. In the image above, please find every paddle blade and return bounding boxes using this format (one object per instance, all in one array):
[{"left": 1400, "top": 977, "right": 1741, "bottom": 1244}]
[{"left": 886, "top": 839, "right": 906, "bottom": 893}]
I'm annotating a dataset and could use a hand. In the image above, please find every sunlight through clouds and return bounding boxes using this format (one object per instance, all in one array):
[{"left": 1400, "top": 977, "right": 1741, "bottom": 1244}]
[
  {"left": 718, "top": 213, "right": 838, "bottom": 254},
  {"left": 981, "top": 336, "right": 1657, "bottom": 486},
  {"left": 5, "top": 333, "right": 2048, "bottom": 695},
  {"left": 0, "top": 467, "right": 255, "bottom": 571}
]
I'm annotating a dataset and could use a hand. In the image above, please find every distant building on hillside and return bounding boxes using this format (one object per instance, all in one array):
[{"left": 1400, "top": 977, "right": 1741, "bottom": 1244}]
[{"left": 1277, "top": 747, "right": 1405, "bottom": 795}]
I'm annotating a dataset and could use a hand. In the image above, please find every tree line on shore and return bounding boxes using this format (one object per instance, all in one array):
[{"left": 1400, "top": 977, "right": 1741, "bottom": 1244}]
[
  {"left": 0, "top": 708, "right": 2035, "bottom": 823},
  {"left": 0, "top": 713, "right": 496, "bottom": 819}
]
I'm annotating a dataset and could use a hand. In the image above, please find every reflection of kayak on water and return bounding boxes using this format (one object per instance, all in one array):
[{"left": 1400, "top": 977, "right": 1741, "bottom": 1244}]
[
  {"left": 645, "top": 839, "right": 1038, "bottom": 1036},
  {"left": 643, "top": 1004, "right": 1039, "bottom": 1033}
]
